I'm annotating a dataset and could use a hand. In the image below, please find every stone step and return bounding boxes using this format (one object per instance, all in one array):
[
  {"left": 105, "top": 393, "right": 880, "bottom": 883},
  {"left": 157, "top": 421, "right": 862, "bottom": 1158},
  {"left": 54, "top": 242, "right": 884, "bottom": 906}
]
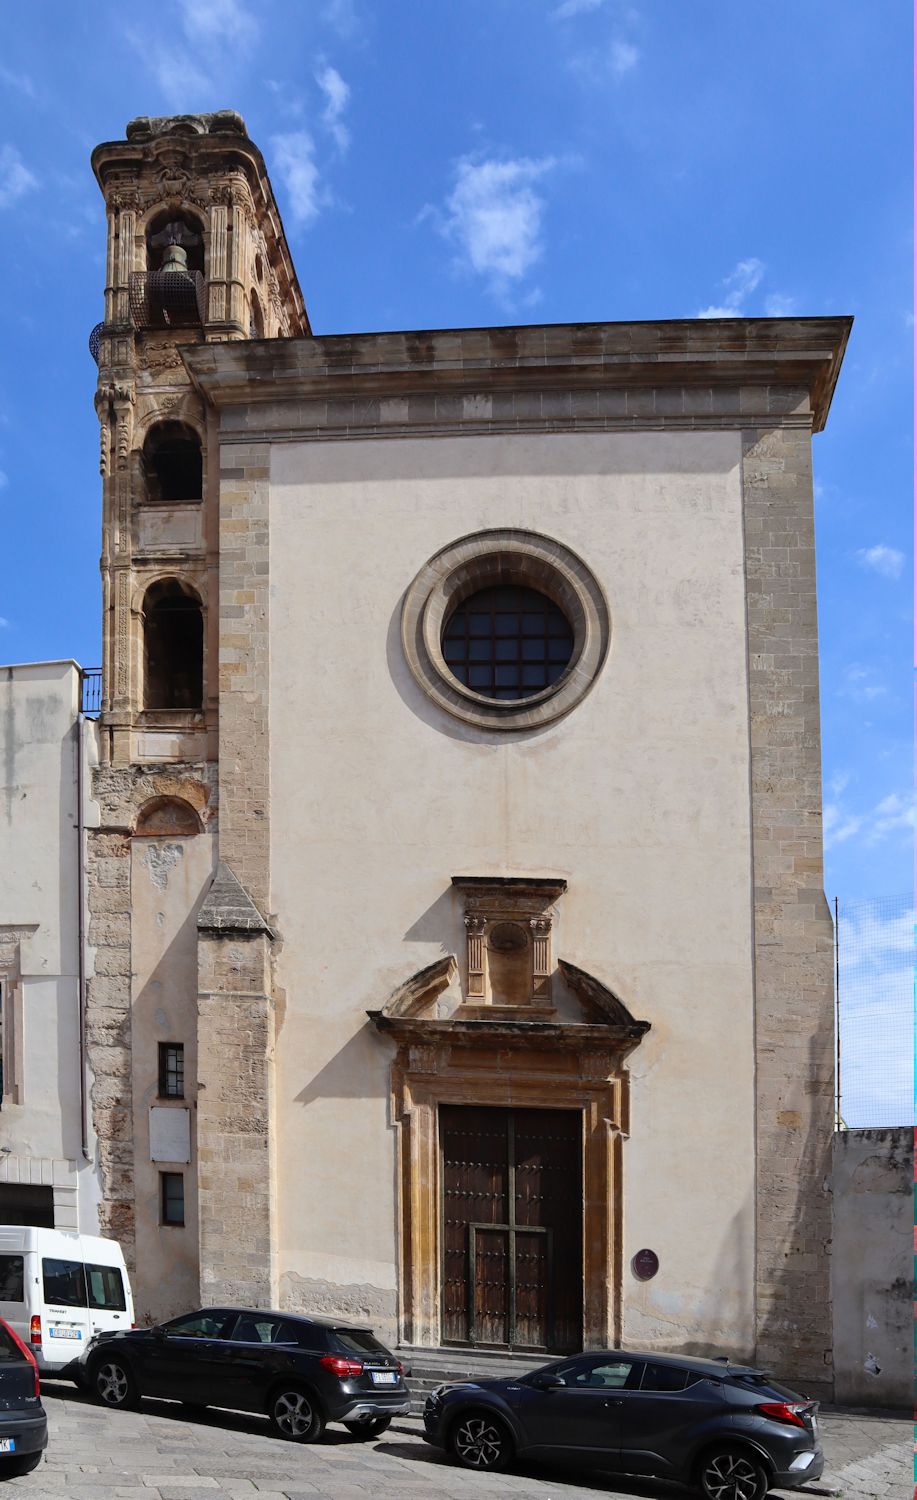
[{"left": 398, "top": 1346, "right": 550, "bottom": 1414}]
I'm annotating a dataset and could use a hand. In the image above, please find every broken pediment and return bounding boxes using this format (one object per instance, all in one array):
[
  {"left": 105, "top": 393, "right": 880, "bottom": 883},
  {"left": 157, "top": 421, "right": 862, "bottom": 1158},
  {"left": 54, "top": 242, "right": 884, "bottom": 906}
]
[
  {"left": 371, "top": 955, "right": 458, "bottom": 1020},
  {"left": 557, "top": 959, "right": 651, "bottom": 1040}
]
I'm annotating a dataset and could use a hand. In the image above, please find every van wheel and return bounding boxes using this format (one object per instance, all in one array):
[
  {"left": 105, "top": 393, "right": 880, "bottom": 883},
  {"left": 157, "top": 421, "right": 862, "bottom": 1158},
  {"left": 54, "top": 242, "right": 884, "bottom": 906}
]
[
  {"left": 91, "top": 1356, "right": 139, "bottom": 1410},
  {"left": 269, "top": 1385, "right": 325, "bottom": 1442},
  {"left": 698, "top": 1444, "right": 769, "bottom": 1500}
]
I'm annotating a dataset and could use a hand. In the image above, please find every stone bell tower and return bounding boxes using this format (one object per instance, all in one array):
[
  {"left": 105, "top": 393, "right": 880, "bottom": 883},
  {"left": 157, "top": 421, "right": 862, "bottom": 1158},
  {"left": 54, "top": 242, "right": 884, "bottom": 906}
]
[{"left": 86, "top": 112, "right": 307, "bottom": 1312}]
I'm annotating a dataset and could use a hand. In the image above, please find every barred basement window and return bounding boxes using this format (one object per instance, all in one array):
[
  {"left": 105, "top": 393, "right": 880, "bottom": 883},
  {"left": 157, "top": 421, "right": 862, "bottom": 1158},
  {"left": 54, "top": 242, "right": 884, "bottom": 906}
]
[
  {"left": 160, "top": 1173, "right": 185, "bottom": 1226},
  {"left": 158, "top": 1043, "right": 185, "bottom": 1099}
]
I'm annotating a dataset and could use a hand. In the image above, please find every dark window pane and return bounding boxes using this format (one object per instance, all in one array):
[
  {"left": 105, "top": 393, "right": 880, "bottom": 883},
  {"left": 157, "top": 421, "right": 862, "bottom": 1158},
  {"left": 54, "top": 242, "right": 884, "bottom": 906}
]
[
  {"left": 274, "top": 1320, "right": 328, "bottom": 1350},
  {"left": 641, "top": 1363, "right": 689, "bottom": 1392},
  {"left": 42, "top": 1259, "right": 86, "bottom": 1308},
  {"left": 522, "top": 664, "right": 547, "bottom": 687},
  {"left": 86, "top": 1265, "right": 126, "bottom": 1311},
  {"left": 158, "top": 1042, "right": 184, "bottom": 1099},
  {"left": 441, "top": 586, "right": 573, "bottom": 702},
  {"left": 165, "top": 1311, "right": 228, "bottom": 1339},
  {"left": 161, "top": 1172, "right": 185, "bottom": 1226},
  {"left": 547, "top": 662, "right": 567, "bottom": 684},
  {"left": 0, "top": 1324, "right": 26, "bottom": 1362},
  {"left": 0, "top": 1255, "right": 24, "bottom": 1302},
  {"left": 330, "top": 1328, "right": 389, "bottom": 1357}
]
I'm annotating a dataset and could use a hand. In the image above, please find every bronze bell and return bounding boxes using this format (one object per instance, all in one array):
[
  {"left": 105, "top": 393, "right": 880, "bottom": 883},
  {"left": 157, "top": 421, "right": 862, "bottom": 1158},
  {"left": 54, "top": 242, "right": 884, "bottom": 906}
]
[{"left": 160, "top": 242, "right": 190, "bottom": 276}]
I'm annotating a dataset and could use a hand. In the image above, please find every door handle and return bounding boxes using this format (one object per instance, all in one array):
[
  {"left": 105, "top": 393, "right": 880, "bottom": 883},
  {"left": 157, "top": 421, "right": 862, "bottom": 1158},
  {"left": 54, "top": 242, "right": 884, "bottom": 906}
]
[{"left": 605, "top": 1398, "right": 624, "bottom": 1406}]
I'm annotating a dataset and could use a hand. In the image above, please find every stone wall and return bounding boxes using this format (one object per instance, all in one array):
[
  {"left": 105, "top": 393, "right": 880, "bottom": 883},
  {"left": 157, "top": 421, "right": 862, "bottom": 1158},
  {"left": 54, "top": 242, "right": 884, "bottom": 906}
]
[
  {"left": 742, "top": 426, "right": 836, "bottom": 1399},
  {"left": 832, "top": 1128, "right": 912, "bottom": 1409}
]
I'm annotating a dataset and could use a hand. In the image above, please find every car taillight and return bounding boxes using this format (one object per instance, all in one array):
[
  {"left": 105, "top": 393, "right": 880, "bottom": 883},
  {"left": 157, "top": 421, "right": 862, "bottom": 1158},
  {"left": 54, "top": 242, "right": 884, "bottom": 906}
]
[
  {"left": 396, "top": 1359, "right": 404, "bottom": 1377},
  {"left": 319, "top": 1354, "right": 364, "bottom": 1378},
  {"left": 3, "top": 1320, "right": 40, "bottom": 1397},
  {"left": 757, "top": 1401, "right": 810, "bottom": 1428},
  {"left": 29, "top": 1316, "right": 42, "bottom": 1347}
]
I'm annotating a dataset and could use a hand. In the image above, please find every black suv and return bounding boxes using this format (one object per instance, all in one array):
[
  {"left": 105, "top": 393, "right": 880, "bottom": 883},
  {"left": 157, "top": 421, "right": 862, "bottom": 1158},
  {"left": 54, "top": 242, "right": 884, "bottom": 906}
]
[
  {"left": 423, "top": 1349, "right": 823, "bottom": 1497},
  {"left": 83, "top": 1307, "right": 409, "bottom": 1440}
]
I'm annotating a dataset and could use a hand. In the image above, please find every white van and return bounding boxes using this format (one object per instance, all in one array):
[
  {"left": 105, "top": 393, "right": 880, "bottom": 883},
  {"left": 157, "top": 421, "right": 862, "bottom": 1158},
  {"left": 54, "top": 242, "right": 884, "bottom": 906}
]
[{"left": 0, "top": 1226, "right": 134, "bottom": 1376}]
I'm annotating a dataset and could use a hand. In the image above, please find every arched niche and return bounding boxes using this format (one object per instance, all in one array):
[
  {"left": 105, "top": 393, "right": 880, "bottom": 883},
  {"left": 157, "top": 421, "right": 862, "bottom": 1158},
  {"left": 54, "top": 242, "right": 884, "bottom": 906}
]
[
  {"left": 146, "top": 209, "right": 205, "bottom": 275},
  {"left": 142, "top": 421, "right": 202, "bottom": 504},
  {"left": 143, "top": 578, "right": 204, "bottom": 711},
  {"left": 134, "top": 795, "right": 202, "bottom": 838},
  {"left": 249, "top": 288, "right": 264, "bottom": 338}
]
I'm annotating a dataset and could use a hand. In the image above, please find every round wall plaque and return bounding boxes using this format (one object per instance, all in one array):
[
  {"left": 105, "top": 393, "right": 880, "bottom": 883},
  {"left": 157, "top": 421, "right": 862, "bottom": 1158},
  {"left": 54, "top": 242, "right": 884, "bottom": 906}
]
[{"left": 631, "top": 1248, "right": 659, "bottom": 1281}]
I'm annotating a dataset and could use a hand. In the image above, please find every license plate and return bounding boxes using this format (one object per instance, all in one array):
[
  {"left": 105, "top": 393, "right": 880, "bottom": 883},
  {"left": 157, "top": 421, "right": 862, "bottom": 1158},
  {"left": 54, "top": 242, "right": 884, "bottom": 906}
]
[
  {"left": 370, "top": 1371, "right": 397, "bottom": 1385},
  {"left": 0, "top": 1439, "right": 15, "bottom": 1453},
  {"left": 50, "top": 1326, "right": 82, "bottom": 1339}
]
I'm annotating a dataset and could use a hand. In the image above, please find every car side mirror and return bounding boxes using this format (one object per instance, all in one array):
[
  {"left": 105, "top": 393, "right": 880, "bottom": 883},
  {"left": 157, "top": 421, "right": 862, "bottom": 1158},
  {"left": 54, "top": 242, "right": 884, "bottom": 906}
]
[
  {"left": 532, "top": 1374, "right": 564, "bottom": 1391},
  {"left": 151, "top": 1324, "right": 166, "bottom": 1341}
]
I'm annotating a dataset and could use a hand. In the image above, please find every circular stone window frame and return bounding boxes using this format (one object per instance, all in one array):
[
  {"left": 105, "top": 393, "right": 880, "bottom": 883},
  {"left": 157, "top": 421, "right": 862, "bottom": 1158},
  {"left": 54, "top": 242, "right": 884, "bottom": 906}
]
[{"left": 401, "top": 528, "right": 611, "bottom": 730}]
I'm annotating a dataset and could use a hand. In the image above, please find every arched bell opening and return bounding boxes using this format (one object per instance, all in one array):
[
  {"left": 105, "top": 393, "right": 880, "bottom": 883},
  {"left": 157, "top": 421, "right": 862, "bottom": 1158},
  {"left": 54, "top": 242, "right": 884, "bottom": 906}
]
[
  {"left": 249, "top": 288, "right": 265, "bottom": 338},
  {"left": 142, "top": 578, "right": 204, "bottom": 711},
  {"left": 146, "top": 210, "right": 205, "bottom": 275},
  {"left": 142, "top": 422, "right": 202, "bottom": 504}
]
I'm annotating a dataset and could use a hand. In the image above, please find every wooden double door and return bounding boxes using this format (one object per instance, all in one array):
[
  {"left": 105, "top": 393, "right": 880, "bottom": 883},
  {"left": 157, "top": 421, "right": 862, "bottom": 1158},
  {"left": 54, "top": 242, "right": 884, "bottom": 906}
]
[{"left": 440, "top": 1105, "right": 583, "bottom": 1352}]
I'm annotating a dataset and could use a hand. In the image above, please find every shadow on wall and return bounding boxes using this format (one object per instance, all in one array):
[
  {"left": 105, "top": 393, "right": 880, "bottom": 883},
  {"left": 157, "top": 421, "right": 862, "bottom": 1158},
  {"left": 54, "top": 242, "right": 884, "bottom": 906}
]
[{"left": 293, "top": 1024, "right": 390, "bottom": 1106}]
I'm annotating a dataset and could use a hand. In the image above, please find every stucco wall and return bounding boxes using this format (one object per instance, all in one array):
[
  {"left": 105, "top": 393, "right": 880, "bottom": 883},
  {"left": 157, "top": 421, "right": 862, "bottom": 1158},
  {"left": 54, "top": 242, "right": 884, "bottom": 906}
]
[
  {"left": 832, "top": 1127, "right": 912, "bottom": 1408},
  {"left": 267, "top": 428, "right": 757, "bottom": 1354},
  {"left": 0, "top": 661, "right": 96, "bottom": 1228}
]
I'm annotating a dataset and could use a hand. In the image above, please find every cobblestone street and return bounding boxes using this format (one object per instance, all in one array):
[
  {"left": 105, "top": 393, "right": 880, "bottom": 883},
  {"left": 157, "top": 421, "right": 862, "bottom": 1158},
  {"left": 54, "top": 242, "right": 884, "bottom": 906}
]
[{"left": 0, "top": 1384, "right": 908, "bottom": 1500}]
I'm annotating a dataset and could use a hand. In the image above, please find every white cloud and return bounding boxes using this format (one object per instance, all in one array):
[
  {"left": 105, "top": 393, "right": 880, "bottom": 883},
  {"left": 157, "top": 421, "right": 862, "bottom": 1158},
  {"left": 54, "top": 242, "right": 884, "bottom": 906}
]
[
  {"left": 0, "top": 65, "right": 36, "bottom": 100},
  {"left": 553, "top": 0, "right": 607, "bottom": 15},
  {"left": 855, "top": 544, "right": 905, "bottom": 580},
  {"left": 764, "top": 292, "right": 796, "bottom": 317},
  {"left": 128, "top": 0, "right": 257, "bottom": 109},
  {"left": 270, "top": 132, "right": 322, "bottom": 226},
  {"left": 698, "top": 257, "right": 797, "bottom": 320},
  {"left": 825, "top": 787, "right": 915, "bottom": 849},
  {"left": 841, "top": 664, "right": 886, "bottom": 703},
  {"left": 323, "top": 0, "right": 362, "bottom": 39},
  {"left": 182, "top": 0, "right": 257, "bottom": 49},
  {"left": 609, "top": 39, "right": 640, "bottom": 74},
  {"left": 432, "top": 155, "right": 556, "bottom": 295},
  {"left": 316, "top": 64, "right": 350, "bottom": 153},
  {"left": 0, "top": 470, "right": 8, "bottom": 490},
  {"left": 0, "top": 145, "right": 37, "bottom": 210}
]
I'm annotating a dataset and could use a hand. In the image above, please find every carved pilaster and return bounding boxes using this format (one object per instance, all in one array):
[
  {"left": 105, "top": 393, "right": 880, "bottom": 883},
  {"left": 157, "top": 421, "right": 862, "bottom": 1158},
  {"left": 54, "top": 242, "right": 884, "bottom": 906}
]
[
  {"left": 530, "top": 916, "right": 553, "bottom": 1003},
  {"left": 464, "top": 913, "right": 487, "bottom": 999}
]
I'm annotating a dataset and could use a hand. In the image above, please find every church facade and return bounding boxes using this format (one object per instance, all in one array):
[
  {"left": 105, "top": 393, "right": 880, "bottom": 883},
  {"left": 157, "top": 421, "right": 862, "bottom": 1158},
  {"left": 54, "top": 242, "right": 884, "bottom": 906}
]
[{"left": 85, "top": 111, "right": 849, "bottom": 1397}]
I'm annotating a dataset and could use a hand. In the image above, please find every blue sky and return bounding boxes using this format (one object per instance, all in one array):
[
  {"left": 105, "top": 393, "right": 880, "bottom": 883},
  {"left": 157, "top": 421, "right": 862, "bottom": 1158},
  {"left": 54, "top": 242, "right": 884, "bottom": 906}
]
[{"left": 0, "top": 0, "right": 911, "bottom": 919}]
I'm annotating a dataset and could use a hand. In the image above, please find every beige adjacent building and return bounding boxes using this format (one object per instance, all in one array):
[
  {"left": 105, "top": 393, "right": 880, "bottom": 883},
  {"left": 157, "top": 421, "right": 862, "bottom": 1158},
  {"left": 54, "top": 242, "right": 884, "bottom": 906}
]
[{"left": 85, "top": 110, "right": 849, "bottom": 1394}]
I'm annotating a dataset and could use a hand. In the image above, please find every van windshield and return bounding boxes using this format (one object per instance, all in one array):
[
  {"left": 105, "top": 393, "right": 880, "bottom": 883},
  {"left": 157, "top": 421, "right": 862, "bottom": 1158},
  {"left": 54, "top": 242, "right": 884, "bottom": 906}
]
[
  {"left": 42, "top": 1258, "right": 86, "bottom": 1308},
  {"left": 87, "top": 1264, "right": 126, "bottom": 1312}
]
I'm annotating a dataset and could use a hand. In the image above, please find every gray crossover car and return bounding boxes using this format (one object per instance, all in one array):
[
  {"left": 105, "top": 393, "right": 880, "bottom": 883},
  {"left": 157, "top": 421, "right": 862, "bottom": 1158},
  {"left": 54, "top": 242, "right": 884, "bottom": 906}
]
[{"left": 423, "top": 1349, "right": 823, "bottom": 1497}]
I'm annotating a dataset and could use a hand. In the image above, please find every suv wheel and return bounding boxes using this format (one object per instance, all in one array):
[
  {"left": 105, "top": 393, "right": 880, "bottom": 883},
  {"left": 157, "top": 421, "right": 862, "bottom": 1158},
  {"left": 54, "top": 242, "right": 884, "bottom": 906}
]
[
  {"left": 91, "top": 1356, "right": 139, "bottom": 1410},
  {"left": 269, "top": 1385, "right": 325, "bottom": 1442},
  {"left": 344, "top": 1416, "right": 392, "bottom": 1439},
  {"left": 450, "top": 1410, "right": 513, "bottom": 1472},
  {"left": 698, "top": 1444, "right": 769, "bottom": 1500}
]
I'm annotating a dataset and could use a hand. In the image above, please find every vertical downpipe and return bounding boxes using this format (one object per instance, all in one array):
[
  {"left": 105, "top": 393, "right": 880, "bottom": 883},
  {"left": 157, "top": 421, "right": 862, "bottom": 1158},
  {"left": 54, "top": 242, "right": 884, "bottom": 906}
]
[
  {"left": 834, "top": 895, "right": 841, "bottom": 1129},
  {"left": 77, "top": 703, "right": 91, "bottom": 1167}
]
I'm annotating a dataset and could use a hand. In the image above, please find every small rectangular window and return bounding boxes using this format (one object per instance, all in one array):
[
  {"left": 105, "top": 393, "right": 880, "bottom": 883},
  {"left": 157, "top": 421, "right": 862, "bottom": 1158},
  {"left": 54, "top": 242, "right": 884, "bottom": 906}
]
[
  {"left": 42, "top": 1258, "right": 87, "bottom": 1308},
  {"left": 0, "top": 1255, "right": 24, "bottom": 1302},
  {"left": 86, "top": 1264, "right": 126, "bottom": 1312},
  {"left": 160, "top": 1172, "right": 185, "bottom": 1226},
  {"left": 158, "top": 1043, "right": 185, "bottom": 1099}
]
